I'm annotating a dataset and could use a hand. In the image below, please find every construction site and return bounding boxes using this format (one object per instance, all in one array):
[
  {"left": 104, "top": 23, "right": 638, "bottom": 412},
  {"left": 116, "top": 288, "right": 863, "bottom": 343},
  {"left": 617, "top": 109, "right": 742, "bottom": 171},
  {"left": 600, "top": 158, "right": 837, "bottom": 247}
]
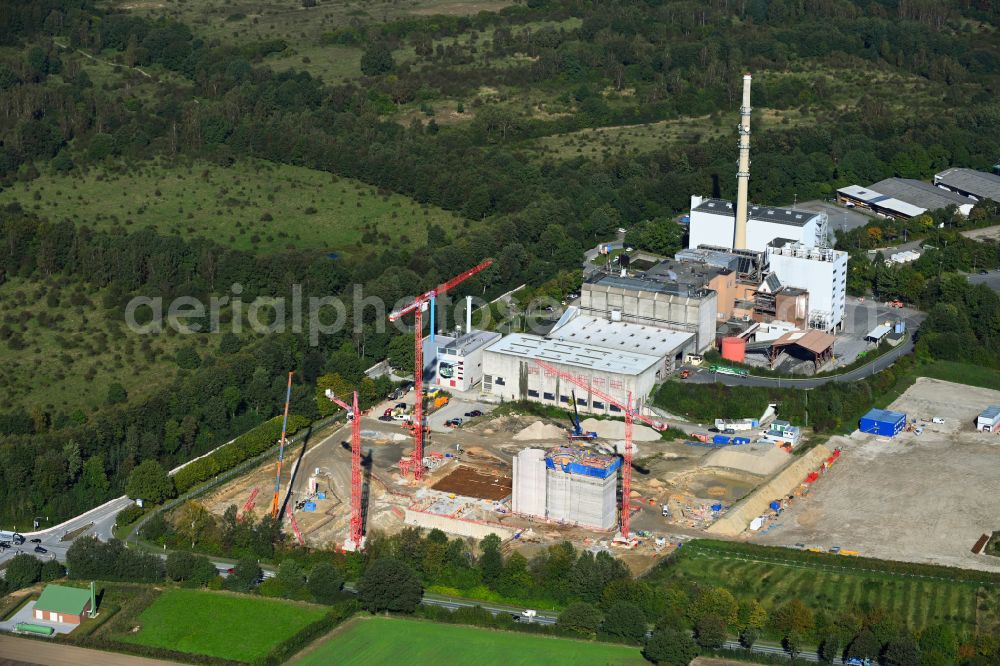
[
  {"left": 195, "top": 366, "right": 824, "bottom": 572},
  {"left": 753, "top": 378, "right": 1000, "bottom": 573},
  {"left": 178, "top": 74, "right": 872, "bottom": 571}
]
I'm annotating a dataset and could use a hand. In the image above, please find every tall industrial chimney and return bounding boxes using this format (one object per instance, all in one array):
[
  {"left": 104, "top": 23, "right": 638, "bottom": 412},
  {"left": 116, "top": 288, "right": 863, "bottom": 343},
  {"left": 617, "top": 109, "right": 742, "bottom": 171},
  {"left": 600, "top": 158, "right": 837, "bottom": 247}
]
[
  {"left": 734, "top": 73, "right": 752, "bottom": 250},
  {"left": 466, "top": 295, "right": 473, "bottom": 334}
]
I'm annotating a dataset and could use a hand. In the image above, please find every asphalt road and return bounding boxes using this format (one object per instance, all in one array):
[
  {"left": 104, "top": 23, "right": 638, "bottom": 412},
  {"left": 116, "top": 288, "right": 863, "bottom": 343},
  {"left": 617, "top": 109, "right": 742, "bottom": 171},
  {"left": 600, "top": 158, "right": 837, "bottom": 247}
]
[
  {"left": 1, "top": 432, "right": 251, "bottom": 571},
  {"left": 0, "top": 496, "right": 133, "bottom": 570},
  {"left": 685, "top": 332, "right": 914, "bottom": 388}
]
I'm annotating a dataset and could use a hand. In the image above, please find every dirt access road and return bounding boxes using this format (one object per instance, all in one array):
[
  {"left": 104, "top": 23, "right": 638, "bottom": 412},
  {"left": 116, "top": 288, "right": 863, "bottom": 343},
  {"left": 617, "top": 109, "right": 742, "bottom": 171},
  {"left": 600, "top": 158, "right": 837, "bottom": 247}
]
[{"left": 0, "top": 635, "right": 185, "bottom": 666}]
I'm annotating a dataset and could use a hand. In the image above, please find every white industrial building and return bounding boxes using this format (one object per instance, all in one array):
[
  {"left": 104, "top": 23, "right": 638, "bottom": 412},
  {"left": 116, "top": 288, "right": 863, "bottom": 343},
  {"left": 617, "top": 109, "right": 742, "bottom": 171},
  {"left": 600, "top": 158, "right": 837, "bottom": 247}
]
[
  {"left": 688, "top": 196, "right": 830, "bottom": 253},
  {"left": 482, "top": 333, "right": 663, "bottom": 414},
  {"left": 765, "top": 241, "right": 848, "bottom": 332},
  {"left": 433, "top": 330, "right": 501, "bottom": 392},
  {"left": 547, "top": 314, "right": 694, "bottom": 374},
  {"left": 934, "top": 168, "right": 1000, "bottom": 202}
]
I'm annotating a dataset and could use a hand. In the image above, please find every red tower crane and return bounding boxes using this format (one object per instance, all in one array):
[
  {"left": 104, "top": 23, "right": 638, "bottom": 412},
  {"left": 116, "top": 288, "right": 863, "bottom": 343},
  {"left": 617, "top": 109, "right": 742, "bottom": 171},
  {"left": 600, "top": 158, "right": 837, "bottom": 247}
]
[
  {"left": 285, "top": 503, "right": 305, "bottom": 546},
  {"left": 388, "top": 259, "right": 493, "bottom": 480},
  {"left": 531, "top": 358, "right": 666, "bottom": 540},
  {"left": 270, "top": 372, "right": 294, "bottom": 519},
  {"left": 239, "top": 487, "right": 259, "bottom": 522},
  {"left": 324, "top": 388, "right": 364, "bottom": 551}
]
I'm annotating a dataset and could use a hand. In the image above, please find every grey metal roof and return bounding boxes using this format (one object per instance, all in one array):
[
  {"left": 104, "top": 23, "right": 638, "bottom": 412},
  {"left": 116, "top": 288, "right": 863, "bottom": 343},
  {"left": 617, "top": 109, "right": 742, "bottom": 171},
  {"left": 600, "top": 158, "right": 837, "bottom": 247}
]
[
  {"left": 439, "top": 330, "right": 501, "bottom": 355},
  {"left": 589, "top": 272, "right": 713, "bottom": 299},
  {"left": 868, "top": 178, "right": 975, "bottom": 211},
  {"left": 693, "top": 197, "right": 820, "bottom": 227},
  {"left": 934, "top": 168, "right": 1000, "bottom": 201},
  {"left": 484, "top": 333, "right": 662, "bottom": 376},
  {"left": 548, "top": 315, "right": 693, "bottom": 357},
  {"left": 837, "top": 185, "right": 925, "bottom": 217},
  {"left": 979, "top": 406, "right": 1000, "bottom": 421}
]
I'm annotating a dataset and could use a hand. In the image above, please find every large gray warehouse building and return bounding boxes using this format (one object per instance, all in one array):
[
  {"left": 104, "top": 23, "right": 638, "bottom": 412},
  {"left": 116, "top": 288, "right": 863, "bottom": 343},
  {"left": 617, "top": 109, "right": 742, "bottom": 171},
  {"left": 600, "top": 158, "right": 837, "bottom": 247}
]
[
  {"left": 580, "top": 272, "right": 717, "bottom": 353},
  {"left": 934, "top": 168, "right": 1000, "bottom": 202},
  {"left": 482, "top": 332, "right": 669, "bottom": 415}
]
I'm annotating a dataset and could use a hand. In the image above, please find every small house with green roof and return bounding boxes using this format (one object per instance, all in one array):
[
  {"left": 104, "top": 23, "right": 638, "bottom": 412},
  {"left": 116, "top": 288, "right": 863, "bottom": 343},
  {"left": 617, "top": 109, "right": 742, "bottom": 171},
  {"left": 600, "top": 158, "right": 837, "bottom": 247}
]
[{"left": 33, "top": 584, "right": 94, "bottom": 625}]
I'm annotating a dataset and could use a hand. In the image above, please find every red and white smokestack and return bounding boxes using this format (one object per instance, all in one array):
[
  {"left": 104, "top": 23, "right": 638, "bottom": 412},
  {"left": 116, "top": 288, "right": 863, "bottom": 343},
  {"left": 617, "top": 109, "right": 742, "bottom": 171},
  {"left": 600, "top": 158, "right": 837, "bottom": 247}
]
[{"left": 734, "top": 73, "right": 752, "bottom": 250}]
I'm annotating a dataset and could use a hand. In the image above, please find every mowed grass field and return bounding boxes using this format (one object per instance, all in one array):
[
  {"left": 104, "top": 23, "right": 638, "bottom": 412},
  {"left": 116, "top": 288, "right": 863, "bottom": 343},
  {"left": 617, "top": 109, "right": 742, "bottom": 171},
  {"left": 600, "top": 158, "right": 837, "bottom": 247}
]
[
  {"left": 293, "top": 617, "right": 646, "bottom": 666},
  {"left": 0, "top": 158, "right": 466, "bottom": 254},
  {"left": 657, "top": 543, "right": 997, "bottom": 636},
  {"left": 119, "top": 589, "right": 327, "bottom": 662},
  {"left": 0, "top": 278, "right": 228, "bottom": 413}
]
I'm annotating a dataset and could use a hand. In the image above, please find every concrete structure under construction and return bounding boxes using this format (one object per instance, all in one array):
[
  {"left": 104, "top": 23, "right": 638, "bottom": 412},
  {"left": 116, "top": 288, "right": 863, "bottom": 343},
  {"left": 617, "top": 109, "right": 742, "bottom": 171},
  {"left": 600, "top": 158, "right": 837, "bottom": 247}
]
[
  {"left": 512, "top": 449, "right": 547, "bottom": 517},
  {"left": 512, "top": 446, "right": 621, "bottom": 530},
  {"left": 580, "top": 271, "right": 717, "bottom": 352},
  {"left": 482, "top": 332, "right": 663, "bottom": 414},
  {"left": 688, "top": 196, "right": 830, "bottom": 253},
  {"left": 434, "top": 329, "right": 502, "bottom": 392},
  {"left": 764, "top": 241, "right": 848, "bottom": 332}
]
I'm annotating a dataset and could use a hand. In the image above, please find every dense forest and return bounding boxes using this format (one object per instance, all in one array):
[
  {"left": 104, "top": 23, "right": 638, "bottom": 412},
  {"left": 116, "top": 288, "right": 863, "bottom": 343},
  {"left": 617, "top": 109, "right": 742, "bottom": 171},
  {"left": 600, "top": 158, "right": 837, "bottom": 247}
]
[{"left": 1, "top": 0, "right": 999, "bottom": 526}]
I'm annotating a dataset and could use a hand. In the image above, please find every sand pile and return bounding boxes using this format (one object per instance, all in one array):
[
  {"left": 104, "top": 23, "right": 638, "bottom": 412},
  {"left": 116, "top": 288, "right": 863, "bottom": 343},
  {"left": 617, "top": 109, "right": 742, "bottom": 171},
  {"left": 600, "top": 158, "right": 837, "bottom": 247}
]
[
  {"left": 704, "top": 445, "right": 788, "bottom": 476},
  {"left": 580, "top": 418, "right": 661, "bottom": 441},
  {"left": 514, "top": 421, "right": 566, "bottom": 440}
]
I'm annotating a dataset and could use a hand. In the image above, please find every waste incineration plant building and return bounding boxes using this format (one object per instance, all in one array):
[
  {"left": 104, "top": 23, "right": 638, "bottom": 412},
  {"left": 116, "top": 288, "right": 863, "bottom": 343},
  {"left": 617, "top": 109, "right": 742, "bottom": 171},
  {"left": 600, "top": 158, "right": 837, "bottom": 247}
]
[
  {"left": 859, "top": 408, "right": 907, "bottom": 438},
  {"left": 512, "top": 446, "right": 621, "bottom": 530}
]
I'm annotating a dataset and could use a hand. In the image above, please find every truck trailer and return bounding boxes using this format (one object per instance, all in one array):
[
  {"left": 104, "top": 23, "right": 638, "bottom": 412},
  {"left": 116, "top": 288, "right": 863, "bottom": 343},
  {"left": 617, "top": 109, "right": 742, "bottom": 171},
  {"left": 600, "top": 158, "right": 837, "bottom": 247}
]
[{"left": 0, "top": 530, "right": 26, "bottom": 547}]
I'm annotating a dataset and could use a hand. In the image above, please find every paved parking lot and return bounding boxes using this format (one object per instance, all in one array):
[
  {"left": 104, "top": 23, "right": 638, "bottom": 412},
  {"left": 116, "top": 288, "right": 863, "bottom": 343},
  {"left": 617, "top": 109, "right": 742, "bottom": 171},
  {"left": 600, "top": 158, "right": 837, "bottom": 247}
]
[
  {"left": 797, "top": 199, "right": 874, "bottom": 235},
  {"left": 968, "top": 270, "right": 1000, "bottom": 292},
  {"left": 425, "top": 396, "right": 496, "bottom": 433}
]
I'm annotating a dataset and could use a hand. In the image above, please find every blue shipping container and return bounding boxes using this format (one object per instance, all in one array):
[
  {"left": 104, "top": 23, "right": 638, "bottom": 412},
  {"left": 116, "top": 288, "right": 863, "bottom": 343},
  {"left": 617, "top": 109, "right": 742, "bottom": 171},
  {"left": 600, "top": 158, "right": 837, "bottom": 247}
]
[
  {"left": 712, "top": 434, "right": 731, "bottom": 445},
  {"left": 711, "top": 503, "right": 723, "bottom": 511},
  {"left": 303, "top": 502, "right": 317, "bottom": 512},
  {"left": 769, "top": 501, "right": 781, "bottom": 511},
  {"left": 859, "top": 408, "right": 907, "bottom": 437},
  {"left": 316, "top": 492, "right": 326, "bottom": 500},
  {"left": 732, "top": 437, "right": 751, "bottom": 445}
]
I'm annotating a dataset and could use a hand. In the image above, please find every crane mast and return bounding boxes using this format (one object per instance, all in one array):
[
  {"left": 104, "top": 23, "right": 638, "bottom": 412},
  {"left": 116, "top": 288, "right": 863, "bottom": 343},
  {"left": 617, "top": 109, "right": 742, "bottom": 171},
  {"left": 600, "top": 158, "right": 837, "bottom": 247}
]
[
  {"left": 388, "top": 259, "right": 492, "bottom": 480},
  {"left": 325, "top": 389, "right": 365, "bottom": 551},
  {"left": 270, "top": 372, "right": 294, "bottom": 519}
]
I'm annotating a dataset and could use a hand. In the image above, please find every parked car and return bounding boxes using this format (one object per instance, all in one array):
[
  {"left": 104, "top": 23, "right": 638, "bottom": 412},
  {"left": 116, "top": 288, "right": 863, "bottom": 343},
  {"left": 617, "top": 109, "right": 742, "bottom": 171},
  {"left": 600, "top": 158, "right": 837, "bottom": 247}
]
[
  {"left": 29, "top": 538, "right": 41, "bottom": 543},
  {"left": 464, "top": 410, "right": 483, "bottom": 418},
  {"left": 395, "top": 402, "right": 408, "bottom": 410},
  {"left": 34, "top": 545, "right": 47, "bottom": 554},
  {"left": 931, "top": 416, "right": 945, "bottom": 424},
  {"left": 378, "top": 415, "right": 394, "bottom": 422},
  {"left": 445, "top": 418, "right": 464, "bottom": 428}
]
